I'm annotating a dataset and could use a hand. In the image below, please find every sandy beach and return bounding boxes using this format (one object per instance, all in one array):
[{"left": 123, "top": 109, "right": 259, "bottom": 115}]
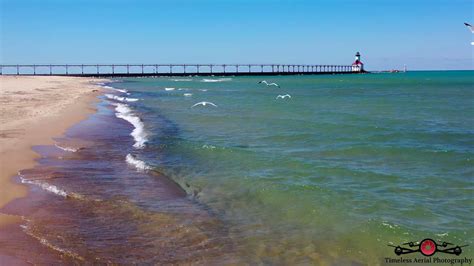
[{"left": 0, "top": 76, "right": 105, "bottom": 227}]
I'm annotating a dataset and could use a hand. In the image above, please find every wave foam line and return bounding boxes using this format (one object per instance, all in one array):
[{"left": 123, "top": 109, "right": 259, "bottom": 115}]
[
  {"left": 113, "top": 103, "right": 148, "bottom": 148},
  {"left": 126, "top": 154, "right": 151, "bottom": 172},
  {"left": 201, "top": 78, "right": 232, "bottom": 83},
  {"left": 105, "top": 93, "right": 139, "bottom": 102},
  {"left": 54, "top": 144, "right": 79, "bottom": 152},
  {"left": 19, "top": 174, "right": 85, "bottom": 200},
  {"left": 20, "top": 176, "right": 68, "bottom": 197},
  {"left": 98, "top": 84, "right": 130, "bottom": 94},
  {"left": 20, "top": 223, "right": 85, "bottom": 261}
]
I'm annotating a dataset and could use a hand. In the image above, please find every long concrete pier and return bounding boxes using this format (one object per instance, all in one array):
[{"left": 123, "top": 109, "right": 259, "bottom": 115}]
[{"left": 0, "top": 64, "right": 364, "bottom": 77}]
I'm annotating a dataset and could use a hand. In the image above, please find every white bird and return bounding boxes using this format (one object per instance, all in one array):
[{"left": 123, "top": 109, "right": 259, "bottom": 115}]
[
  {"left": 259, "top": 80, "right": 280, "bottom": 87},
  {"left": 191, "top": 101, "right": 218, "bottom": 108},
  {"left": 276, "top": 94, "right": 291, "bottom": 99}
]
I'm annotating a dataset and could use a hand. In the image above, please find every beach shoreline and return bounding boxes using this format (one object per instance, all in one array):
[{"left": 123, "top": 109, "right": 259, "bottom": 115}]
[{"left": 0, "top": 76, "right": 107, "bottom": 227}]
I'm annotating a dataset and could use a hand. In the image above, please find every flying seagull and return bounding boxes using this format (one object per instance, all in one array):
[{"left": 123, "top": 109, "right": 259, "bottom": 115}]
[
  {"left": 259, "top": 80, "right": 280, "bottom": 87},
  {"left": 465, "top": 22, "right": 474, "bottom": 45},
  {"left": 191, "top": 101, "right": 218, "bottom": 108},
  {"left": 465, "top": 22, "right": 474, "bottom": 33},
  {"left": 276, "top": 94, "right": 291, "bottom": 99}
]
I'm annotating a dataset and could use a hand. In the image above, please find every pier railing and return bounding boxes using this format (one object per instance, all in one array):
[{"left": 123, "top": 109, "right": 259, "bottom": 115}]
[{"left": 0, "top": 64, "right": 360, "bottom": 76}]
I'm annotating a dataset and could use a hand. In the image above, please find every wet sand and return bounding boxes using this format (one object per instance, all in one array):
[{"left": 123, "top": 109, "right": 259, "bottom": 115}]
[
  {"left": 0, "top": 83, "right": 234, "bottom": 264},
  {"left": 0, "top": 76, "right": 106, "bottom": 227}
]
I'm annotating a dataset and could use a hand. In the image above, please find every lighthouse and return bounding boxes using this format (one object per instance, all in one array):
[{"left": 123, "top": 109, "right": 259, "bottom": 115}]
[{"left": 352, "top": 52, "right": 364, "bottom": 72}]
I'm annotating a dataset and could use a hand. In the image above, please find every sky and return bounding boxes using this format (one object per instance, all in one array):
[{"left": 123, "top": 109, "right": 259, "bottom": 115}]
[{"left": 1, "top": 0, "right": 473, "bottom": 70}]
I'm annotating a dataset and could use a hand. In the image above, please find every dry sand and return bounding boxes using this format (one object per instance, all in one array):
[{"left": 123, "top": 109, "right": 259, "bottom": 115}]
[{"left": 0, "top": 76, "right": 106, "bottom": 227}]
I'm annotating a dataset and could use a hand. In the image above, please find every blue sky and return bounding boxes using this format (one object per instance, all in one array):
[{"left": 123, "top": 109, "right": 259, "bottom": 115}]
[{"left": 1, "top": 0, "right": 473, "bottom": 70}]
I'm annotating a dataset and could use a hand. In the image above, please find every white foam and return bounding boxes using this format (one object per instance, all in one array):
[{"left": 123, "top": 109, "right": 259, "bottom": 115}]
[
  {"left": 54, "top": 144, "right": 78, "bottom": 152},
  {"left": 99, "top": 84, "right": 130, "bottom": 95},
  {"left": 105, "top": 94, "right": 139, "bottom": 102},
  {"left": 116, "top": 88, "right": 130, "bottom": 94},
  {"left": 183, "top": 93, "right": 193, "bottom": 97},
  {"left": 165, "top": 87, "right": 176, "bottom": 91},
  {"left": 202, "top": 144, "right": 216, "bottom": 150},
  {"left": 201, "top": 78, "right": 232, "bottom": 83},
  {"left": 381, "top": 221, "right": 399, "bottom": 229},
  {"left": 20, "top": 176, "right": 68, "bottom": 197},
  {"left": 126, "top": 154, "right": 151, "bottom": 172},
  {"left": 113, "top": 103, "right": 148, "bottom": 148},
  {"left": 171, "top": 79, "right": 192, "bottom": 82},
  {"left": 199, "top": 89, "right": 208, "bottom": 92}
]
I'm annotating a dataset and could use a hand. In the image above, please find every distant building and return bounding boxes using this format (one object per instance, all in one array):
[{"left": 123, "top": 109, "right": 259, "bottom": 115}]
[{"left": 352, "top": 52, "right": 364, "bottom": 72}]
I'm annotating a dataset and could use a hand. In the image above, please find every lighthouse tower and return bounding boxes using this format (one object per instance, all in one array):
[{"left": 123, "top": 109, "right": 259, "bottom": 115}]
[{"left": 352, "top": 52, "right": 364, "bottom": 72}]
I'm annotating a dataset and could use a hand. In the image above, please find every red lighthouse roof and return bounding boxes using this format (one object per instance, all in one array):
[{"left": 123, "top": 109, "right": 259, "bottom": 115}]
[{"left": 352, "top": 60, "right": 363, "bottom": 66}]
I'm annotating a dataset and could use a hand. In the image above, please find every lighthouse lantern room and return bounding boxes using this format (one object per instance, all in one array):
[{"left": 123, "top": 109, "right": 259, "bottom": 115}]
[{"left": 352, "top": 52, "right": 364, "bottom": 72}]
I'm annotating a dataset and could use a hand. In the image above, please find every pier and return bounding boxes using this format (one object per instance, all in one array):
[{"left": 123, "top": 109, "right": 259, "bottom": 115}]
[{"left": 0, "top": 64, "right": 364, "bottom": 77}]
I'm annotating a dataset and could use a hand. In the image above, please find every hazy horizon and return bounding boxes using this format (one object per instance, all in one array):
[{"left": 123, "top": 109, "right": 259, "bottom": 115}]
[{"left": 1, "top": 0, "right": 473, "bottom": 70}]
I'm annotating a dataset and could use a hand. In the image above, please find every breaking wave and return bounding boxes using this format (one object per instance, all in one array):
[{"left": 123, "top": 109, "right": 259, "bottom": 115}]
[
  {"left": 105, "top": 93, "right": 139, "bottom": 102},
  {"left": 113, "top": 103, "right": 148, "bottom": 148},
  {"left": 98, "top": 84, "right": 130, "bottom": 94},
  {"left": 126, "top": 154, "right": 151, "bottom": 172}
]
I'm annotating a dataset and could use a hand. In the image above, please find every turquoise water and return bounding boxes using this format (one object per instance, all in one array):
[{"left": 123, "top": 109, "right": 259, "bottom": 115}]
[
  {"left": 113, "top": 71, "right": 473, "bottom": 264},
  {"left": 7, "top": 71, "right": 472, "bottom": 264}
]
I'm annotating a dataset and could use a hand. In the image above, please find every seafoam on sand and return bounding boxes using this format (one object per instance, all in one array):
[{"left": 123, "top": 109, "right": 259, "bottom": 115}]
[{"left": 19, "top": 174, "right": 68, "bottom": 198}]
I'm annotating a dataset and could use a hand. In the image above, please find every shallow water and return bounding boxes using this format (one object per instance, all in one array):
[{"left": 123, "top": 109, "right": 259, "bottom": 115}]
[{"left": 2, "top": 71, "right": 473, "bottom": 264}]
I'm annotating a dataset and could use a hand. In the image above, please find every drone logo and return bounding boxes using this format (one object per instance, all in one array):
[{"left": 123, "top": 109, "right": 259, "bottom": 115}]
[{"left": 389, "top": 239, "right": 468, "bottom": 257}]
